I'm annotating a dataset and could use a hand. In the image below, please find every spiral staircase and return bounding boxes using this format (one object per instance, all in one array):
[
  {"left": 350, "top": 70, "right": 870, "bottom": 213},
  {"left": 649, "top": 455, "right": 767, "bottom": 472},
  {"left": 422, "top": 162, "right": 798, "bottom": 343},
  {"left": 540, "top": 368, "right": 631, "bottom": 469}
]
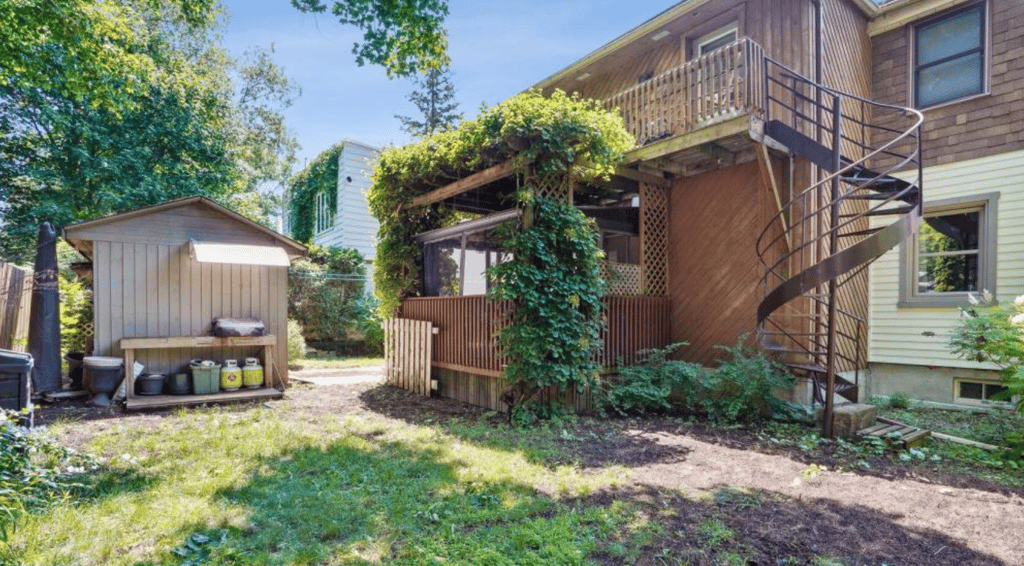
[{"left": 755, "top": 59, "right": 924, "bottom": 435}]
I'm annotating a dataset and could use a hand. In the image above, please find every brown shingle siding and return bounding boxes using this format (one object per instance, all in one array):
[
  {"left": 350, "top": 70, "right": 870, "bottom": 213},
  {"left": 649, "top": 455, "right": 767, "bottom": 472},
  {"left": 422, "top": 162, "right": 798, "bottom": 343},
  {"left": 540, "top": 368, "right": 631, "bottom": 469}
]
[{"left": 871, "top": 0, "right": 1024, "bottom": 169}]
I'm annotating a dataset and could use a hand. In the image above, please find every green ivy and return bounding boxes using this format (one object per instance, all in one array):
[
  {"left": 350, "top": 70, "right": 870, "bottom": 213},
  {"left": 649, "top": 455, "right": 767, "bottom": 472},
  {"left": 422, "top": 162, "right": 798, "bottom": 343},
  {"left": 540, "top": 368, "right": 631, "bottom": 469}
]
[
  {"left": 286, "top": 142, "right": 346, "bottom": 244},
  {"left": 488, "top": 197, "right": 608, "bottom": 400},
  {"left": 368, "top": 89, "right": 633, "bottom": 318},
  {"left": 367, "top": 89, "right": 632, "bottom": 413}
]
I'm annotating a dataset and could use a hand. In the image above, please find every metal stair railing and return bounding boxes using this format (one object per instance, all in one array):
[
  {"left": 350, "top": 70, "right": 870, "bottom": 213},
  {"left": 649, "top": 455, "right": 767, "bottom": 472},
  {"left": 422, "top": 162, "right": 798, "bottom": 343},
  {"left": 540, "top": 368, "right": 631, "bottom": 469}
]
[{"left": 755, "top": 57, "right": 924, "bottom": 436}]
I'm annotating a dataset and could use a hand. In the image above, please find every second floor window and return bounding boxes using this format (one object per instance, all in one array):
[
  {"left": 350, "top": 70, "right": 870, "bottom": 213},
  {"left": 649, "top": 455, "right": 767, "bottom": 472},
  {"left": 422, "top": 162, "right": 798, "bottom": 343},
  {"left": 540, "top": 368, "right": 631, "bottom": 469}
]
[
  {"left": 314, "top": 191, "right": 334, "bottom": 234},
  {"left": 914, "top": 3, "right": 985, "bottom": 108}
]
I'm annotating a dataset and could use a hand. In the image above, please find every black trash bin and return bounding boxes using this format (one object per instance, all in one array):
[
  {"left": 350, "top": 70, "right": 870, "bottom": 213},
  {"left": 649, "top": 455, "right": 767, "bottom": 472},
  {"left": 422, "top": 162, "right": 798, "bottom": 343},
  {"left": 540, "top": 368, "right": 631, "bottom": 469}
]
[{"left": 0, "top": 349, "right": 33, "bottom": 426}]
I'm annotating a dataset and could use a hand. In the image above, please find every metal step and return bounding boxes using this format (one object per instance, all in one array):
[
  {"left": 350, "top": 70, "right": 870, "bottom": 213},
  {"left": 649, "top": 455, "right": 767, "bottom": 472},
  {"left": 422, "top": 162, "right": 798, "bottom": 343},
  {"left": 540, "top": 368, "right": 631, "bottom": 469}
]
[
  {"left": 844, "top": 188, "right": 919, "bottom": 201},
  {"left": 836, "top": 227, "right": 883, "bottom": 238},
  {"left": 840, "top": 204, "right": 917, "bottom": 219}
]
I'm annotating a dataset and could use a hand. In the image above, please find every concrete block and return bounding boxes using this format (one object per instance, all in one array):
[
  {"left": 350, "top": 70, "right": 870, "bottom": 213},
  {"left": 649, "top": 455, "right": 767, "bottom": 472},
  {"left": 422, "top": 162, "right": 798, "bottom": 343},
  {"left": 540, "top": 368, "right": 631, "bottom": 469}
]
[{"left": 830, "top": 403, "right": 878, "bottom": 439}]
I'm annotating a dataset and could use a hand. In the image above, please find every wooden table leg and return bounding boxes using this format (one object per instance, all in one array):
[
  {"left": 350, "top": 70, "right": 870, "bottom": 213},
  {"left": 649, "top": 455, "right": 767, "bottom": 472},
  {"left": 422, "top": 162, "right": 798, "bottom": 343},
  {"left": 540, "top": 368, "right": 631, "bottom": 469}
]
[
  {"left": 124, "top": 348, "right": 135, "bottom": 404},
  {"left": 263, "top": 345, "right": 276, "bottom": 389}
]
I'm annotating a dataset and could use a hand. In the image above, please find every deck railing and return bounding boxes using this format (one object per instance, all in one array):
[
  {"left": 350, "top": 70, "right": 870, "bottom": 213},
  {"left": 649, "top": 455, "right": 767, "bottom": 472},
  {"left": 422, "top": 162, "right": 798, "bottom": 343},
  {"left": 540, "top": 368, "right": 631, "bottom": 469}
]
[
  {"left": 603, "top": 37, "right": 765, "bottom": 145},
  {"left": 399, "top": 294, "right": 671, "bottom": 378}
]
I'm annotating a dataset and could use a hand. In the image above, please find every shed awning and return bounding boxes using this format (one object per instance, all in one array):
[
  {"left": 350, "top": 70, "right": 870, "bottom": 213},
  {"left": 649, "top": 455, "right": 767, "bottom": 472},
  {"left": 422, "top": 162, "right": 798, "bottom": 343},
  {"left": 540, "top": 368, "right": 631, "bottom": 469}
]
[{"left": 189, "top": 240, "right": 291, "bottom": 267}]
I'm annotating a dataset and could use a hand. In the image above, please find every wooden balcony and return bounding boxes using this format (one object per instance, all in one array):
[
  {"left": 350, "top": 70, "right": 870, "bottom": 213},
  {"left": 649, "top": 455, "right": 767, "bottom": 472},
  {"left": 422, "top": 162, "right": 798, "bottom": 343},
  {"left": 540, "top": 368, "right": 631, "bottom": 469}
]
[
  {"left": 399, "top": 294, "right": 670, "bottom": 379},
  {"left": 603, "top": 37, "right": 767, "bottom": 170}
]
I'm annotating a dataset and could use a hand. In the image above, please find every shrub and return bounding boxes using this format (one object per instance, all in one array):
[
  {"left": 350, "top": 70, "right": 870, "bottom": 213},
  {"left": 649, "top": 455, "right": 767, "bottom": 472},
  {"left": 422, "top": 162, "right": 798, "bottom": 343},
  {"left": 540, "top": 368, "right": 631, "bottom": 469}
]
[
  {"left": 598, "top": 343, "right": 704, "bottom": 416},
  {"left": 286, "top": 319, "right": 306, "bottom": 366},
  {"left": 59, "top": 276, "right": 92, "bottom": 356},
  {"left": 887, "top": 392, "right": 911, "bottom": 410},
  {"left": 950, "top": 292, "right": 1024, "bottom": 414},
  {"left": 695, "top": 340, "right": 796, "bottom": 422},
  {"left": 288, "top": 245, "right": 369, "bottom": 342}
]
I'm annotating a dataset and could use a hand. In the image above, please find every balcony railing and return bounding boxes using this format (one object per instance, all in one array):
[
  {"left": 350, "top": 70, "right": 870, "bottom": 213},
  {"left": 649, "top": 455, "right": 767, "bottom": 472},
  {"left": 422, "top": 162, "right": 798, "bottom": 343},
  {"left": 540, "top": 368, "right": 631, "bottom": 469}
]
[{"left": 603, "top": 37, "right": 765, "bottom": 145}]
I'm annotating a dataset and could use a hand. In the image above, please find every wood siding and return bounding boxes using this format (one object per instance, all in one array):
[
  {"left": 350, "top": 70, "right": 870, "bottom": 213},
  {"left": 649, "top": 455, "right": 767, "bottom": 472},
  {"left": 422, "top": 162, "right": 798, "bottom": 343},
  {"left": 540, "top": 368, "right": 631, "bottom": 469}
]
[
  {"left": 544, "top": 0, "right": 816, "bottom": 115},
  {"left": 869, "top": 148, "right": 1024, "bottom": 368},
  {"left": 871, "top": 0, "right": 1024, "bottom": 169},
  {"left": 0, "top": 261, "right": 32, "bottom": 352},
  {"left": 399, "top": 294, "right": 671, "bottom": 377},
  {"left": 668, "top": 160, "right": 789, "bottom": 366},
  {"left": 822, "top": 0, "right": 874, "bottom": 369},
  {"left": 84, "top": 203, "right": 290, "bottom": 383}
]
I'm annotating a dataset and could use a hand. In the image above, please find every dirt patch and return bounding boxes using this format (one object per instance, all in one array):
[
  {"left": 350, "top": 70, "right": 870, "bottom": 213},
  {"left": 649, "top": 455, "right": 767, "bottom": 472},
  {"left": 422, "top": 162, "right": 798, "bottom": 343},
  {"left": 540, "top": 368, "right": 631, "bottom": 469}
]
[{"left": 35, "top": 378, "right": 1024, "bottom": 565}]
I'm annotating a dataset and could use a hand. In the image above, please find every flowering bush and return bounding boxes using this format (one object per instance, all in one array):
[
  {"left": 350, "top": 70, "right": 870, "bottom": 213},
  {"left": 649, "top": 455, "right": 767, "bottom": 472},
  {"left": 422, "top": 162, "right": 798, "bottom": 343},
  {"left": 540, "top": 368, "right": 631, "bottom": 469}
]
[{"left": 950, "top": 290, "right": 1024, "bottom": 414}]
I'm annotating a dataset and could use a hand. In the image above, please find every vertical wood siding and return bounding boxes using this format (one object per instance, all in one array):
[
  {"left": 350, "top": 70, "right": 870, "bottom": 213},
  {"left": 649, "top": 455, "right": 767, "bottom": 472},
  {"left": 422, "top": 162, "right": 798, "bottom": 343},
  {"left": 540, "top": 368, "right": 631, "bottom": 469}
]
[
  {"left": 91, "top": 243, "right": 288, "bottom": 383},
  {"left": 383, "top": 318, "right": 433, "bottom": 396},
  {"left": 0, "top": 262, "right": 32, "bottom": 352}
]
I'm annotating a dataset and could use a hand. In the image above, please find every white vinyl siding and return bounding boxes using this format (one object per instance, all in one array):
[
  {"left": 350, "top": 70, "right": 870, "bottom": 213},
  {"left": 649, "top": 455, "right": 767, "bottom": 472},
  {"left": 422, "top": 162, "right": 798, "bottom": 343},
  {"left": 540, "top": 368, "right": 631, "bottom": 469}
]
[
  {"left": 311, "top": 141, "right": 379, "bottom": 262},
  {"left": 869, "top": 148, "right": 1024, "bottom": 368}
]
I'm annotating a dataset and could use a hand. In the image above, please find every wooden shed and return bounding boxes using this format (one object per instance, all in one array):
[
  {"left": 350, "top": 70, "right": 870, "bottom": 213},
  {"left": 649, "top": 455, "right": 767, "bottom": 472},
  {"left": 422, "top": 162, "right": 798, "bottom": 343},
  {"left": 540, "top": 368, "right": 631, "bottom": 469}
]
[{"left": 63, "top": 196, "right": 307, "bottom": 409}]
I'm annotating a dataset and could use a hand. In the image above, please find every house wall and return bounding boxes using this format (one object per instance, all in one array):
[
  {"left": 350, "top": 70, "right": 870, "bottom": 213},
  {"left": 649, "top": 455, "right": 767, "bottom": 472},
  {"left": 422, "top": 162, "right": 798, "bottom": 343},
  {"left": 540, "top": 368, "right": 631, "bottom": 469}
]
[
  {"left": 667, "top": 160, "right": 782, "bottom": 366},
  {"left": 545, "top": 0, "right": 817, "bottom": 105},
  {"left": 313, "top": 142, "right": 379, "bottom": 262},
  {"left": 867, "top": 148, "right": 1024, "bottom": 402},
  {"left": 870, "top": 0, "right": 1024, "bottom": 170},
  {"left": 84, "top": 203, "right": 290, "bottom": 383}
]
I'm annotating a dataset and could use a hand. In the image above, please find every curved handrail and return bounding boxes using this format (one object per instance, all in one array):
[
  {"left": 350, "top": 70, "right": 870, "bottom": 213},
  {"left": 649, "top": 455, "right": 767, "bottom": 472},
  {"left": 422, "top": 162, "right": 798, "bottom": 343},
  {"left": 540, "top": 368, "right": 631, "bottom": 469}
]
[{"left": 754, "top": 55, "right": 924, "bottom": 381}]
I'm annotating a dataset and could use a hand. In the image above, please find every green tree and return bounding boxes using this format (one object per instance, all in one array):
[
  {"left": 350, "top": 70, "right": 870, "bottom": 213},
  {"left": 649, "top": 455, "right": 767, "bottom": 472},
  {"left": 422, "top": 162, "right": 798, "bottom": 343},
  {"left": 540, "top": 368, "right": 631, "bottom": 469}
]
[
  {"left": 0, "top": 0, "right": 217, "bottom": 112},
  {"left": 0, "top": 3, "right": 299, "bottom": 262},
  {"left": 395, "top": 66, "right": 463, "bottom": 137},
  {"left": 289, "top": 0, "right": 449, "bottom": 77}
]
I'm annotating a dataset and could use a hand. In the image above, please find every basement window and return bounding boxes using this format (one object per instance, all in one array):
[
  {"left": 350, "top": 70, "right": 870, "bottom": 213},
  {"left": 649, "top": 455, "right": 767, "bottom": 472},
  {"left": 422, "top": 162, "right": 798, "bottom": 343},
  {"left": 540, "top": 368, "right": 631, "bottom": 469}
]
[
  {"left": 914, "top": 3, "right": 986, "bottom": 108},
  {"left": 899, "top": 193, "right": 997, "bottom": 307},
  {"left": 955, "top": 378, "right": 1011, "bottom": 407}
]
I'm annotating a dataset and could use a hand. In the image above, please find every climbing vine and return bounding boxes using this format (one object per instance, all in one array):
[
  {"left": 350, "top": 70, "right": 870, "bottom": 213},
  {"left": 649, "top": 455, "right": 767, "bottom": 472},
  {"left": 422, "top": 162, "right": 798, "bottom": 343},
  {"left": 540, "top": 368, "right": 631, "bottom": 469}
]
[
  {"left": 286, "top": 141, "right": 346, "bottom": 243},
  {"left": 368, "top": 89, "right": 632, "bottom": 409},
  {"left": 488, "top": 197, "right": 607, "bottom": 401},
  {"left": 369, "top": 89, "right": 633, "bottom": 317}
]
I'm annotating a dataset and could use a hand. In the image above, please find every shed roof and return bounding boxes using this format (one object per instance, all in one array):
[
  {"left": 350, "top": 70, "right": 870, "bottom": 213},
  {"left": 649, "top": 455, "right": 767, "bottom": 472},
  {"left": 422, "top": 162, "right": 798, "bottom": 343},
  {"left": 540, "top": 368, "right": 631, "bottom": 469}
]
[{"left": 63, "top": 196, "right": 307, "bottom": 260}]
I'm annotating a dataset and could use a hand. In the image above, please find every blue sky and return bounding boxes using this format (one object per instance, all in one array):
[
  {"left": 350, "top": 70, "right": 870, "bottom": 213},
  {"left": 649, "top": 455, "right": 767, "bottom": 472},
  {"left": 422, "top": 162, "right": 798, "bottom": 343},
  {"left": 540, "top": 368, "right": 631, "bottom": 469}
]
[{"left": 222, "top": 1, "right": 674, "bottom": 168}]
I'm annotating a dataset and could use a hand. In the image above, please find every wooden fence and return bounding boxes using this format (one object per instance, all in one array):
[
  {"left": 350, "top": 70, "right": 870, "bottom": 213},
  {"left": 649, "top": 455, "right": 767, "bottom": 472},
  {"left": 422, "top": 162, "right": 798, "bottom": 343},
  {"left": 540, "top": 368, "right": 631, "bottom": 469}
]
[
  {"left": 398, "top": 294, "right": 671, "bottom": 379},
  {"left": 0, "top": 261, "right": 33, "bottom": 352},
  {"left": 603, "top": 37, "right": 765, "bottom": 145},
  {"left": 382, "top": 318, "right": 435, "bottom": 397}
]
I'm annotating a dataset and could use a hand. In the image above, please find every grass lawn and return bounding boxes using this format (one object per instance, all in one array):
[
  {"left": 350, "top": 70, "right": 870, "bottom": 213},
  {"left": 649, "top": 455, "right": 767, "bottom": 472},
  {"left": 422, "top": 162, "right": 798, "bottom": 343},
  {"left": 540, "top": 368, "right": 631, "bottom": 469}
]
[{"left": 7, "top": 385, "right": 1022, "bottom": 566}]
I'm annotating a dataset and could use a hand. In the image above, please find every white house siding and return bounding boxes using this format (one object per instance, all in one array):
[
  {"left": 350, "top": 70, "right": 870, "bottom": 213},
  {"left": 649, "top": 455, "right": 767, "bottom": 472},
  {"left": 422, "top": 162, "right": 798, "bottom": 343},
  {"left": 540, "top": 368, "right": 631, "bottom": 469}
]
[
  {"left": 312, "top": 141, "right": 379, "bottom": 262},
  {"left": 867, "top": 148, "right": 1024, "bottom": 400}
]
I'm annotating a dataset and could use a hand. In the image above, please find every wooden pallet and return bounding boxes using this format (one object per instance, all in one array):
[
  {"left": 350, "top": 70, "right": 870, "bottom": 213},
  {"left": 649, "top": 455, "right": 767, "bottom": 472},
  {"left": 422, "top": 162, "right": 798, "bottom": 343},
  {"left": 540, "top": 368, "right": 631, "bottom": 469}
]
[{"left": 856, "top": 422, "right": 931, "bottom": 448}]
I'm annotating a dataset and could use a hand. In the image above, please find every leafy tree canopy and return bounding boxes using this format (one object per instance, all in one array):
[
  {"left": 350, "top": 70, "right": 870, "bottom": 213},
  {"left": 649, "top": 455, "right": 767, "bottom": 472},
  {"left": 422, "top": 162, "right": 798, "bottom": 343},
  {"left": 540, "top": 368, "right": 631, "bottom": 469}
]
[
  {"left": 0, "top": 1, "right": 299, "bottom": 263},
  {"left": 0, "top": 0, "right": 217, "bottom": 113},
  {"left": 290, "top": 0, "right": 449, "bottom": 77}
]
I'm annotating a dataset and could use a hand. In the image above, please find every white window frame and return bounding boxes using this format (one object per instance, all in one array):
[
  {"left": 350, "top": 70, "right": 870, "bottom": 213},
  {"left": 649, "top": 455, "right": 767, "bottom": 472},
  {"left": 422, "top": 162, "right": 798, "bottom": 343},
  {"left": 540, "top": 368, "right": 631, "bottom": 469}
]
[
  {"left": 911, "top": 2, "right": 988, "bottom": 110},
  {"left": 954, "top": 378, "right": 1013, "bottom": 407},
  {"left": 694, "top": 22, "right": 739, "bottom": 57},
  {"left": 898, "top": 192, "right": 998, "bottom": 308},
  {"left": 314, "top": 191, "right": 335, "bottom": 234}
]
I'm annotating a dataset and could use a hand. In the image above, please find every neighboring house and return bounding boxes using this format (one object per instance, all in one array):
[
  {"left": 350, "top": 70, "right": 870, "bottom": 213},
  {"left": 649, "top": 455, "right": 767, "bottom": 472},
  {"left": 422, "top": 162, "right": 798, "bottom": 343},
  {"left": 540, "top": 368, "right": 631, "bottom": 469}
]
[
  {"left": 284, "top": 140, "right": 379, "bottom": 288},
  {"left": 394, "top": 0, "right": 1020, "bottom": 411},
  {"left": 864, "top": 0, "right": 1024, "bottom": 407}
]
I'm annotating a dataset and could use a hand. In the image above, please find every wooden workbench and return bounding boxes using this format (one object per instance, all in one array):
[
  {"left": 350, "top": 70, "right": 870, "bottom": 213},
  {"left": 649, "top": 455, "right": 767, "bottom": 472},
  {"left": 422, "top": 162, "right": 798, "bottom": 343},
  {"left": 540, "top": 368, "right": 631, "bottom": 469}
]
[{"left": 119, "top": 335, "right": 282, "bottom": 410}]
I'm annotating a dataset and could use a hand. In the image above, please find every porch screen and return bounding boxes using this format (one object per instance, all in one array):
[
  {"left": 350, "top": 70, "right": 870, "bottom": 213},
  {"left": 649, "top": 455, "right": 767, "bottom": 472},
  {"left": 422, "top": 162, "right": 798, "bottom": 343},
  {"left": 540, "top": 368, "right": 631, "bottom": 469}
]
[{"left": 415, "top": 209, "right": 519, "bottom": 297}]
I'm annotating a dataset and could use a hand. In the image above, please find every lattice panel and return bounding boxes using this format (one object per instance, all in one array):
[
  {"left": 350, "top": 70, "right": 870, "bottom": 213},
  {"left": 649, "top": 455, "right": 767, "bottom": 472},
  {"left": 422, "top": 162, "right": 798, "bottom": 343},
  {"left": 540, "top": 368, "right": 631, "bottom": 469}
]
[
  {"left": 640, "top": 182, "right": 669, "bottom": 296},
  {"left": 532, "top": 170, "right": 572, "bottom": 202},
  {"left": 603, "top": 262, "right": 642, "bottom": 295}
]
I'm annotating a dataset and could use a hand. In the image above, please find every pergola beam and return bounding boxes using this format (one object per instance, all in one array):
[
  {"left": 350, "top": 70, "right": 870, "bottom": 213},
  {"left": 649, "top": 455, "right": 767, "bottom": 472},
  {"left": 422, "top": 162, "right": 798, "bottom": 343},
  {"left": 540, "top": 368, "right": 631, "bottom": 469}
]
[{"left": 409, "top": 159, "right": 519, "bottom": 208}]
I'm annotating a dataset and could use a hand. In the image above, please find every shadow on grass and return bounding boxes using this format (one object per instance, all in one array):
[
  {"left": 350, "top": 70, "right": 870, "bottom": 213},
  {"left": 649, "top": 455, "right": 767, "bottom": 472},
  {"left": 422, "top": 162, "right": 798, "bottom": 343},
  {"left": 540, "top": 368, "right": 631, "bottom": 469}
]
[
  {"left": 357, "top": 384, "right": 693, "bottom": 469},
  {"left": 604, "top": 483, "right": 1010, "bottom": 566},
  {"left": 135, "top": 431, "right": 1006, "bottom": 566}
]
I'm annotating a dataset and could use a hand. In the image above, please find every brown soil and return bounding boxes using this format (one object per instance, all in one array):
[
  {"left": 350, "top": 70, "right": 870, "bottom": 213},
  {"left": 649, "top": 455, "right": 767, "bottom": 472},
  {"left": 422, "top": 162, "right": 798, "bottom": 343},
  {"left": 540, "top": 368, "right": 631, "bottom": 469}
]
[{"left": 37, "top": 373, "right": 1024, "bottom": 566}]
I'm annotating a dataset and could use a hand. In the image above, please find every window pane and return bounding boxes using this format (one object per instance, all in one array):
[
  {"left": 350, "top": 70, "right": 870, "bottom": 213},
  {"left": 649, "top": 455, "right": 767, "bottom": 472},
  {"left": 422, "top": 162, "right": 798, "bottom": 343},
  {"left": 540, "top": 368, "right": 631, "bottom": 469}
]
[
  {"left": 959, "top": 381, "right": 983, "bottom": 400},
  {"left": 984, "top": 383, "right": 1009, "bottom": 401},
  {"left": 699, "top": 30, "right": 737, "bottom": 55},
  {"left": 920, "top": 212, "right": 979, "bottom": 253},
  {"left": 917, "top": 52, "right": 983, "bottom": 107},
  {"left": 918, "top": 253, "right": 978, "bottom": 293},
  {"left": 917, "top": 7, "right": 982, "bottom": 65}
]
